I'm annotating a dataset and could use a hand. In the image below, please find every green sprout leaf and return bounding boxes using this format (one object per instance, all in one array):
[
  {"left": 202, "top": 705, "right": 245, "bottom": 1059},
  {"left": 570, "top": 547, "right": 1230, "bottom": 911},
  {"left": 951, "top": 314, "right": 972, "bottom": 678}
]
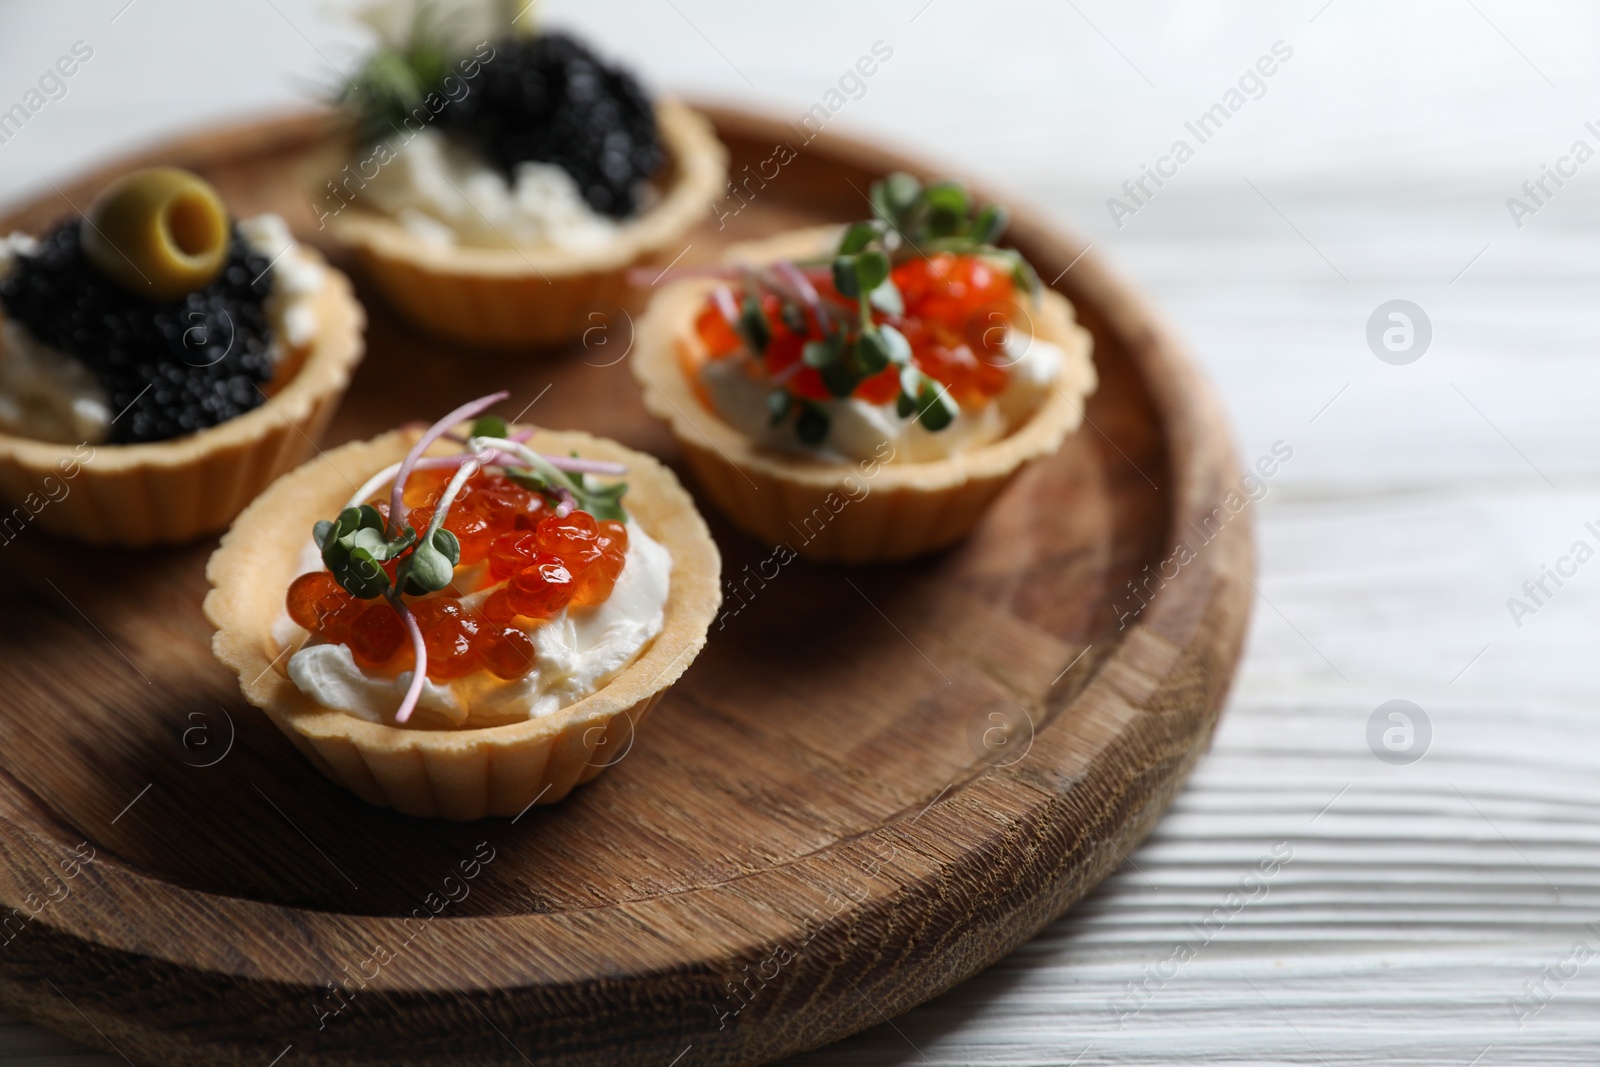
[
  {"left": 766, "top": 388, "right": 792, "bottom": 427},
  {"left": 854, "top": 249, "right": 890, "bottom": 294},
  {"left": 339, "top": 505, "right": 371, "bottom": 535},
  {"left": 504, "top": 467, "right": 551, "bottom": 495},
  {"left": 399, "top": 526, "right": 461, "bottom": 596},
  {"left": 505, "top": 466, "right": 630, "bottom": 523},
  {"left": 971, "top": 203, "right": 1009, "bottom": 245},
  {"left": 802, "top": 338, "right": 839, "bottom": 369},
  {"left": 861, "top": 173, "right": 1036, "bottom": 289},
  {"left": 838, "top": 220, "right": 878, "bottom": 255},
  {"left": 337, "top": 547, "right": 391, "bottom": 599},
  {"left": 348, "top": 525, "right": 391, "bottom": 559},
  {"left": 831, "top": 255, "right": 860, "bottom": 298},
  {"left": 739, "top": 295, "right": 771, "bottom": 354},
  {"left": 856, "top": 329, "right": 890, "bottom": 375},
  {"left": 796, "top": 404, "right": 831, "bottom": 445},
  {"left": 780, "top": 302, "right": 808, "bottom": 335},
  {"left": 434, "top": 527, "right": 461, "bottom": 566},
  {"left": 402, "top": 539, "right": 453, "bottom": 595},
  {"left": 924, "top": 181, "right": 970, "bottom": 237},
  {"left": 896, "top": 364, "right": 922, "bottom": 418},
  {"left": 870, "top": 182, "right": 897, "bottom": 227},
  {"left": 1013, "top": 255, "right": 1042, "bottom": 300},
  {"left": 323, "top": 538, "right": 389, "bottom": 598},
  {"left": 883, "top": 172, "right": 923, "bottom": 216},
  {"left": 820, "top": 360, "right": 860, "bottom": 398},
  {"left": 313, "top": 503, "right": 421, "bottom": 599},
  {"left": 472, "top": 414, "right": 508, "bottom": 440},
  {"left": 880, "top": 323, "right": 913, "bottom": 365},
  {"left": 916, "top": 379, "right": 957, "bottom": 432},
  {"left": 868, "top": 278, "right": 904, "bottom": 316},
  {"left": 576, "top": 478, "right": 630, "bottom": 522},
  {"left": 337, "top": 5, "right": 462, "bottom": 146}
]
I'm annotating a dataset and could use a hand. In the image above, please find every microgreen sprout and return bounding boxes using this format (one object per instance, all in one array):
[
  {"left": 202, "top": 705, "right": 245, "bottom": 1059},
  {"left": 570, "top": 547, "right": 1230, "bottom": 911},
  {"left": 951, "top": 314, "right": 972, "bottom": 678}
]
[{"left": 337, "top": 4, "right": 460, "bottom": 147}]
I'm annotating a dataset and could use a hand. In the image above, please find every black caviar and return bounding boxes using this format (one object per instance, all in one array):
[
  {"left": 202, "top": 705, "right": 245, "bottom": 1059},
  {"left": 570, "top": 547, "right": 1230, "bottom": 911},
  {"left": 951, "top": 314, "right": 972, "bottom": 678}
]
[
  {"left": 437, "top": 32, "right": 662, "bottom": 218},
  {"left": 0, "top": 221, "right": 277, "bottom": 445}
]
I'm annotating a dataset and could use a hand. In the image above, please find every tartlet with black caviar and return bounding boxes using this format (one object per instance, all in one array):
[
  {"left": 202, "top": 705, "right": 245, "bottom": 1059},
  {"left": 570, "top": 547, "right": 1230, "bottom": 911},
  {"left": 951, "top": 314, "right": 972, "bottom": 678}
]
[
  {"left": 0, "top": 167, "right": 364, "bottom": 546},
  {"left": 321, "top": 2, "right": 726, "bottom": 347},
  {"left": 632, "top": 173, "right": 1097, "bottom": 562}
]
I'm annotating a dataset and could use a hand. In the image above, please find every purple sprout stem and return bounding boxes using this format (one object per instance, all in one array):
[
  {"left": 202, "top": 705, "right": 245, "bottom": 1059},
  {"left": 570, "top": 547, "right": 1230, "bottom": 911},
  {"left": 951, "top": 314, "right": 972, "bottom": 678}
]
[
  {"left": 387, "top": 590, "right": 427, "bottom": 725},
  {"left": 387, "top": 391, "right": 510, "bottom": 537},
  {"left": 770, "top": 260, "right": 822, "bottom": 311},
  {"left": 552, "top": 485, "right": 577, "bottom": 518},
  {"left": 767, "top": 261, "right": 854, "bottom": 332}
]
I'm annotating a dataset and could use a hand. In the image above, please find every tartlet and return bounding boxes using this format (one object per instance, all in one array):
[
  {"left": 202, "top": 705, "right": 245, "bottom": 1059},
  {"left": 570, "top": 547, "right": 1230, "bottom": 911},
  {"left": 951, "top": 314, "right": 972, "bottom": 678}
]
[
  {"left": 632, "top": 174, "right": 1097, "bottom": 562},
  {"left": 322, "top": 13, "right": 726, "bottom": 347},
  {"left": 0, "top": 168, "right": 364, "bottom": 547},
  {"left": 206, "top": 397, "right": 721, "bottom": 820}
]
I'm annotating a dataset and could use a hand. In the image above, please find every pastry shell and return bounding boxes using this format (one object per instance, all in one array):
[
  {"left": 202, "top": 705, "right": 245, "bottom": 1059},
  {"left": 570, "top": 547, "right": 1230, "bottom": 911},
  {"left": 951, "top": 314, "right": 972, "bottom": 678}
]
[
  {"left": 205, "top": 427, "right": 722, "bottom": 820},
  {"left": 0, "top": 252, "right": 364, "bottom": 547},
  {"left": 328, "top": 99, "right": 727, "bottom": 349},
  {"left": 630, "top": 231, "right": 1098, "bottom": 562}
]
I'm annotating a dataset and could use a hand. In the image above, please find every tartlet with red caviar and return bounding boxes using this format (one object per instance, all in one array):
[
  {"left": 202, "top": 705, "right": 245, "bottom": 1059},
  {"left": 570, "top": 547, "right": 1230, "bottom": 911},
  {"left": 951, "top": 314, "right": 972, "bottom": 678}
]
[
  {"left": 206, "top": 393, "right": 720, "bottom": 819},
  {"left": 322, "top": 8, "right": 725, "bottom": 347},
  {"left": 632, "top": 173, "right": 1096, "bottom": 562},
  {"left": 0, "top": 167, "right": 363, "bottom": 546}
]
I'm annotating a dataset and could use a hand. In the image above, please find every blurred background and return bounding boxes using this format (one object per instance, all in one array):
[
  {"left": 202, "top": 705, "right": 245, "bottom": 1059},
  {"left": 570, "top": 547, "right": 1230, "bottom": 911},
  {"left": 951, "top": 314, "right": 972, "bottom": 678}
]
[{"left": 4, "top": 1, "right": 1599, "bottom": 1063}]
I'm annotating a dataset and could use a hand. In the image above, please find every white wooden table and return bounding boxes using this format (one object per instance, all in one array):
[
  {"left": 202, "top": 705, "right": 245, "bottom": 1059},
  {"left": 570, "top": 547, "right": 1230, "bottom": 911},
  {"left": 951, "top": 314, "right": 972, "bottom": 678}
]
[{"left": 3, "top": 1, "right": 1598, "bottom": 1063}]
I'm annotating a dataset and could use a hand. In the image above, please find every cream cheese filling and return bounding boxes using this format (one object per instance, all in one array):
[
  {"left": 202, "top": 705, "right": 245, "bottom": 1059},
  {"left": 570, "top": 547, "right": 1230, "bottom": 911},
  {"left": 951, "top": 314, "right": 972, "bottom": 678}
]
[{"left": 360, "top": 127, "right": 626, "bottom": 252}]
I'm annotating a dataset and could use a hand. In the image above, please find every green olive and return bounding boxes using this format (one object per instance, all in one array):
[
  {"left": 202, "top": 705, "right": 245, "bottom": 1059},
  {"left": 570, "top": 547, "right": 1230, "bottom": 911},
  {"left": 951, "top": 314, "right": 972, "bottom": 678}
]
[{"left": 80, "top": 167, "right": 230, "bottom": 301}]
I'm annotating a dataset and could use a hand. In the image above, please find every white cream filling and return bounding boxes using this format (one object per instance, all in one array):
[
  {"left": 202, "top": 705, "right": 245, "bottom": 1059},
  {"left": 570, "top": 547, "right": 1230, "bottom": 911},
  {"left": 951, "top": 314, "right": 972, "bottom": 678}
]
[
  {"left": 285, "top": 520, "right": 672, "bottom": 728},
  {"left": 0, "top": 317, "right": 110, "bottom": 445},
  {"left": 701, "top": 327, "right": 1064, "bottom": 464},
  {"left": 361, "top": 127, "right": 624, "bottom": 252},
  {"left": 239, "top": 213, "right": 326, "bottom": 352},
  {"left": 0, "top": 214, "right": 323, "bottom": 445}
]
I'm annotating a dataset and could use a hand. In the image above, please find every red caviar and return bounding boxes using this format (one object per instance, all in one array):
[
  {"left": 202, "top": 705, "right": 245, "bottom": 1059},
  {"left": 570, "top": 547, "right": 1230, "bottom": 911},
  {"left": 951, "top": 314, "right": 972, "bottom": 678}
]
[
  {"left": 286, "top": 483, "right": 632, "bottom": 683},
  {"left": 487, "top": 530, "right": 540, "bottom": 581},
  {"left": 695, "top": 303, "right": 743, "bottom": 358},
  {"left": 349, "top": 601, "right": 405, "bottom": 667},
  {"left": 286, "top": 571, "right": 338, "bottom": 630},
  {"left": 286, "top": 572, "right": 359, "bottom": 641},
  {"left": 535, "top": 509, "right": 598, "bottom": 557},
  {"left": 508, "top": 554, "right": 575, "bottom": 619},
  {"left": 408, "top": 503, "right": 494, "bottom": 566},
  {"left": 481, "top": 626, "right": 537, "bottom": 680}
]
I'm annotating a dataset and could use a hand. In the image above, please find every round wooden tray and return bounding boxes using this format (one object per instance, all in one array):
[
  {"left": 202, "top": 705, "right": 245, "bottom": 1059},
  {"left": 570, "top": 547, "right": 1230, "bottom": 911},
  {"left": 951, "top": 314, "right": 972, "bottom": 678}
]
[{"left": 0, "top": 107, "right": 1252, "bottom": 1066}]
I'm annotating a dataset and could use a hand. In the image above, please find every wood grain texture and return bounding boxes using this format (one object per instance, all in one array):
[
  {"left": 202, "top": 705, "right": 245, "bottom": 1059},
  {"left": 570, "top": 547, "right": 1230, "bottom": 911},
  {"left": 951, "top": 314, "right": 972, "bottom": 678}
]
[{"left": 0, "top": 108, "right": 1249, "bottom": 1066}]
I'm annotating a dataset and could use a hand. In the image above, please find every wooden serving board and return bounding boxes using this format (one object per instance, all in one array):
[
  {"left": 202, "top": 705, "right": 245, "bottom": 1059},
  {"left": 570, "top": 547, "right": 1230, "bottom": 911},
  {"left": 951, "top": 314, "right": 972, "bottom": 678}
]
[{"left": 0, "top": 107, "right": 1252, "bottom": 1066}]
